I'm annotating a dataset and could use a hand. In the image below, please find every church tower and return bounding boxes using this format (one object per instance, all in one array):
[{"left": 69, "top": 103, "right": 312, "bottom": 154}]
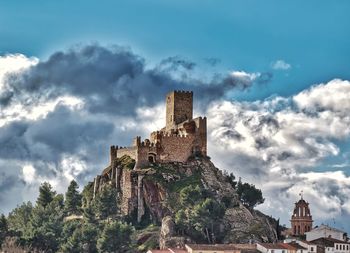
[{"left": 290, "top": 194, "right": 313, "bottom": 236}]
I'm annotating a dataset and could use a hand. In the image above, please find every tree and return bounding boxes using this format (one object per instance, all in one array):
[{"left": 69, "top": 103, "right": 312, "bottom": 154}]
[
  {"left": 93, "top": 185, "right": 117, "bottom": 220},
  {"left": 226, "top": 172, "right": 237, "bottom": 189},
  {"left": 7, "top": 202, "right": 33, "bottom": 235},
  {"left": 179, "top": 185, "right": 202, "bottom": 206},
  {"left": 236, "top": 180, "right": 265, "bottom": 208},
  {"left": 81, "top": 223, "right": 98, "bottom": 253},
  {"left": 61, "top": 220, "right": 81, "bottom": 252},
  {"left": 83, "top": 204, "right": 97, "bottom": 224},
  {"left": 0, "top": 214, "right": 8, "bottom": 247},
  {"left": 37, "top": 182, "right": 56, "bottom": 208},
  {"left": 97, "top": 221, "right": 133, "bottom": 253},
  {"left": 25, "top": 188, "right": 64, "bottom": 252},
  {"left": 65, "top": 180, "right": 82, "bottom": 215}
]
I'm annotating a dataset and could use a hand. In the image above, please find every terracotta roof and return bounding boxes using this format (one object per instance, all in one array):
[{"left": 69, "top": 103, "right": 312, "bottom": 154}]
[
  {"left": 322, "top": 237, "right": 350, "bottom": 244},
  {"left": 147, "top": 250, "right": 171, "bottom": 253},
  {"left": 309, "top": 238, "right": 350, "bottom": 247},
  {"left": 258, "top": 243, "right": 306, "bottom": 250},
  {"left": 287, "top": 242, "right": 307, "bottom": 250},
  {"left": 186, "top": 244, "right": 238, "bottom": 250},
  {"left": 169, "top": 249, "right": 187, "bottom": 253},
  {"left": 233, "top": 244, "right": 257, "bottom": 250}
]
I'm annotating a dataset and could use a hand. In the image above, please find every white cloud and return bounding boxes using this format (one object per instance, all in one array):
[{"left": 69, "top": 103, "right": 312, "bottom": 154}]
[
  {"left": 22, "top": 165, "right": 36, "bottom": 184},
  {"left": 207, "top": 79, "right": 350, "bottom": 227},
  {"left": 272, "top": 60, "right": 291, "bottom": 70},
  {"left": 0, "top": 54, "right": 38, "bottom": 91},
  {"left": 230, "top": 70, "right": 261, "bottom": 85}
]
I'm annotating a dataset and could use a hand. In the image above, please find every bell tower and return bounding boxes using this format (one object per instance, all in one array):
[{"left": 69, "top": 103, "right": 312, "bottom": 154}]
[{"left": 290, "top": 192, "right": 313, "bottom": 236}]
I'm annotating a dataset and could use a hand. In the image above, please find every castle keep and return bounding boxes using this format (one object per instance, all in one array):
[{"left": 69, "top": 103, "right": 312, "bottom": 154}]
[
  {"left": 111, "top": 90, "right": 206, "bottom": 168},
  {"left": 92, "top": 91, "right": 207, "bottom": 221}
]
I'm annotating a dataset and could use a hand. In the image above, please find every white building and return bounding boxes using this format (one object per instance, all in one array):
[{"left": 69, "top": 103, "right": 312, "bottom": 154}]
[
  {"left": 305, "top": 225, "right": 348, "bottom": 242},
  {"left": 284, "top": 239, "right": 318, "bottom": 253},
  {"left": 309, "top": 238, "right": 350, "bottom": 253},
  {"left": 257, "top": 243, "right": 307, "bottom": 253}
]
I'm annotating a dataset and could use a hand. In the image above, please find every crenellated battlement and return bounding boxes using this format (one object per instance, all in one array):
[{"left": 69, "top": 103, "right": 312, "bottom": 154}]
[
  {"left": 173, "top": 90, "right": 193, "bottom": 94},
  {"left": 104, "top": 90, "right": 206, "bottom": 170}
]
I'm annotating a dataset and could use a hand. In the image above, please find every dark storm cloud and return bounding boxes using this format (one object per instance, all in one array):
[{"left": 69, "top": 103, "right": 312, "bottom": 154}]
[
  {"left": 0, "top": 173, "right": 24, "bottom": 201},
  {"left": 159, "top": 56, "right": 196, "bottom": 71},
  {"left": 2, "top": 44, "right": 272, "bottom": 116},
  {"left": 0, "top": 106, "right": 114, "bottom": 176}
]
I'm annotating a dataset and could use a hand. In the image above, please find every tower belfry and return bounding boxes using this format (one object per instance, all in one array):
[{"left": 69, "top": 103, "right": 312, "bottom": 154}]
[{"left": 290, "top": 194, "right": 313, "bottom": 236}]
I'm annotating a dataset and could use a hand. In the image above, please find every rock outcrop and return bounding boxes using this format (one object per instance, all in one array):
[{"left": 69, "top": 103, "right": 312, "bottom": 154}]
[{"left": 90, "top": 155, "right": 279, "bottom": 248}]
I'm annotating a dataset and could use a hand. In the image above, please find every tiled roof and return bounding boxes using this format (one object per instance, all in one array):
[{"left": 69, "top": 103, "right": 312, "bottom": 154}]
[
  {"left": 186, "top": 244, "right": 238, "bottom": 250},
  {"left": 287, "top": 242, "right": 307, "bottom": 250},
  {"left": 258, "top": 243, "right": 289, "bottom": 249},
  {"left": 169, "top": 249, "right": 187, "bottom": 253},
  {"left": 309, "top": 238, "right": 350, "bottom": 248},
  {"left": 147, "top": 250, "right": 172, "bottom": 253}
]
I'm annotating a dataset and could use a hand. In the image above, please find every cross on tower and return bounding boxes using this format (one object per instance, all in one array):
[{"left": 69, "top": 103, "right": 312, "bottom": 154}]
[{"left": 299, "top": 190, "right": 304, "bottom": 200}]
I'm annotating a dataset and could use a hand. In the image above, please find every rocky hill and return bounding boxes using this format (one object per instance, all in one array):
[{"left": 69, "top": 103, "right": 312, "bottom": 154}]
[{"left": 85, "top": 155, "right": 279, "bottom": 250}]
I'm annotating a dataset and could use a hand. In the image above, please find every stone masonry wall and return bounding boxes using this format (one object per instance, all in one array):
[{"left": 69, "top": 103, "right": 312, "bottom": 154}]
[
  {"left": 120, "top": 170, "right": 134, "bottom": 215},
  {"left": 117, "top": 147, "right": 137, "bottom": 160},
  {"left": 193, "top": 117, "right": 207, "bottom": 156},
  {"left": 160, "top": 134, "right": 195, "bottom": 162},
  {"left": 166, "top": 91, "right": 193, "bottom": 130}
]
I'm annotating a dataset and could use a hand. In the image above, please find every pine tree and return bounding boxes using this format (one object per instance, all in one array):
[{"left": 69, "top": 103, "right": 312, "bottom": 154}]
[
  {"left": 83, "top": 204, "right": 97, "bottom": 224},
  {"left": 94, "top": 185, "right": 117, "bottom": 220},
  {"left": 81, "top": 223, "right": 98, "bottom": 253},
  {"left": 97, "top": 221, "right": 133, "bottom": 253},
  {"left": 7, "top": 202, "right": 33, "bottom": 235},
  {"left": 37, "top": 182, "right": 55, "bottom": 208},
  {"left": 25, "top": 185, "right": 64, "bottom": 252},
  {"left": 0, "top": 214, "right": 8, "bottom": 247},
  {"left": 65, "top": 180, "right": 82, "bottom": 215}
]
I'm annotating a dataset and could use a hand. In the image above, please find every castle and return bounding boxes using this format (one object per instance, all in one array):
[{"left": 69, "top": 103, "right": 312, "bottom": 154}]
[
  {"left": 92, "top": 91, "right": 207, "bottom": 221},
  {"left": 110, "top": 90, "right": 207, "bottom": 168}
]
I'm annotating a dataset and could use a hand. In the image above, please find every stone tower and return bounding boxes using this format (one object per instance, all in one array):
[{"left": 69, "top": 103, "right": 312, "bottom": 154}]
[
  {"left": 290, "top": 195, "right": 313, "bottom": 236},
  {"left": 166, "top": 91, "right": 193, "bottom": 130}
]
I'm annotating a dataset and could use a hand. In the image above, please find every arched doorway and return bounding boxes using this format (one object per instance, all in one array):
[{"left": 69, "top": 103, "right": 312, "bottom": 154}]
[{"left": 148, "top": 153, "right": 156, "bottom": 163}]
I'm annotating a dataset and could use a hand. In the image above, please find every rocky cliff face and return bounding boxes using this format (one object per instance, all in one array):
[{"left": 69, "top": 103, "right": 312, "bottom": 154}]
[{"left": 93, "top": 155, "right": 279, "bottom": 248}]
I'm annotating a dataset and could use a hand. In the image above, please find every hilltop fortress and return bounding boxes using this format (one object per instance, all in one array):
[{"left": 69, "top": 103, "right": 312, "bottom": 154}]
[
  {"left": 92, "top": 91, "right": 207, "bottom": 221},
  {"left": 111, "top": 90, "right": 207, "bottom": 167}
]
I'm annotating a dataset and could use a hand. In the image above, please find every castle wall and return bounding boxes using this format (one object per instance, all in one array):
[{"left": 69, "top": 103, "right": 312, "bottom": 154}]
[
  {"left": 120, "top": 170, "right": 135, "bottom": 215},
  {"left": 117, "top": 147, "right": 137, "bottom": 160},
  {"left": 160, "top": 134, "right": 196, "bottom": 162},
  {"left": 193, "top": 117, "right": 207, "bottom": 156}
]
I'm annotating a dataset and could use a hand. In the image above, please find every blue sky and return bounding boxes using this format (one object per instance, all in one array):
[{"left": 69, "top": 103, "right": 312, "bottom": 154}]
[
  {"left": 1, "top": 0, "right": 350, "bottom": 232},
  {"left": 1, "top": 0, "right": 350, "bottom": 100}
]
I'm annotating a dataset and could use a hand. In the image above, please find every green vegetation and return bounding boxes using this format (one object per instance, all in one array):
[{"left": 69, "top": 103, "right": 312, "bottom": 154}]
[
  {"left": 0, "top": 181, "right": 134, "bottom": 252},
  {"left": 0, "top": 214, "right": 7, "bottom": 247},
  {"left": 119, "top": 155, "right": 136, "bottom": 170},
  {"left": 65, "top": 180, "right": 82, "bottom": 215},
  {"left": 0, "top": 157, "right": 267, "bottom": 251},
  {"left": 236, "top": 179, "right": 265, "bottom": 208},
  {"left": 174, "top": 185, "right": 225, "bottom": 243}
]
